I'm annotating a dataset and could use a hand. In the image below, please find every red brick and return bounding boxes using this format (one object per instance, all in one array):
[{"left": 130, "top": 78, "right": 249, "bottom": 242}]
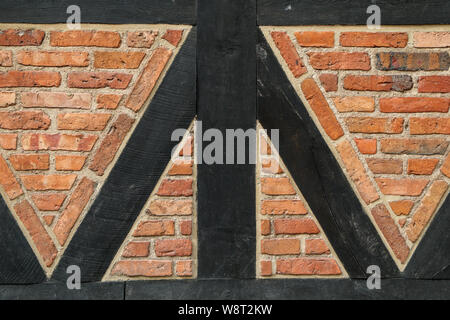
[
  {"left": 0, "top": 134, "right": 17, "bottom": 150},
  {"left": 261, "top": 159, "right": 283, "bottom": 174},
  {"left": 176, "top": 260, "right": 193, "bottom": 277},
  {"left": 354, "top": 138, "right": 377, "bottom": 155},
  {"left": 442, "top": 155, "right": 450, "bottom": 178},
  {"left": 406, "top": 180, "right": 448, "bottom": 242},
  {"left": 9, "top": 154, "right": 49, "bottom": 171},
  {"left": 0, "top": 155, "right": 23, "bottom": 199},
  {"left": 179, "top": 136, "right": 193, "bottom": 156},
  {"left": 389, "top": 200, "right": 414, "bottom": 216},
  {"left": 14, "top": 200, "right": 57, "bottom": 267},
  {"left": 126, "top": 48, "right": 172, "bottom": 112},
  {"left": 57, "top": 113, "right": 111, "bottom": 131},
  {"left": 111, "top": 260, "right": 172, "bottom": 277},
  {"left": 55, "top": 155, "right": 87, "bottom": 171},
  {"left": 260, "top": 261, "right": 272, "bottom": 276},
  {"left": 332, "top": 96, "right": 375, "bottom": 113},
  {"left": 94, "top": 51, "right": 145, "bottom": 69},
  {"left": 43, "top": 215, "right": 55, "bottom": 226},
  {"left": 68, "top": 72, "right": 132, "bottom": 89},
  {"left": 168, "top": 159, "right": 193, "bottom": 176},
  {"left": 157, "top": 179, "right": 193, "bottom": 197},
  {"left": 366, "top": 158, "right": 403, "bottom": 175},
  {"left": 17, "top": 51, "right": 89, "bottom": 67},
  {"left": 380, "top": 138, "right": 449, "bottom": 155},
  {"left": 305, "top": 239, "right": 330, "bottom": 255},
  {"left": 53, "top": 178, "right": 96, "bottom": 245},
  {"left": 371, "top": 204, "right": 410, "bottom": 264},
  {"left": 301, "top": 78, "right": 344, "bottom": 140},
  {"left": 344, "top": 75, "right": 412, "bottom": 92},
  {"left": 0, "top": 111, "right": 50, "bottom": 130},
  {"left": 96, "top": 94, "right": 122, "bottom": 109},
  {"left": 261, "top": 239, "right": 300, "bottom": 255},
  {"left": 89, "top": 114, "right": 134, "bottom": 176},
  {"left": 410, "top": 118, "right": 450, "bottom": 135},
  {"left": 133, "top": 220, "right": 175, "bottom": 237},
  {"left": 148, "top": 199, "right": 193, "bottom": 216},
  {"left": 261, "top": 177, "right": 295, "bottom": 195},
  {"left": 319, "top": 73, "right": 338, "bottom": 92},
  {"left": 31, "top": 194, "right": 66, "bottom": 212},
  {"left": 261, "top": 219, "right": 271, "bottom": 235},
  {"left": 380, "top": 97, "right": 449, "bottom": 113},
  {"left": 0, "top": 92, "right": 15, "bottom": 107},
  {"left": 50, "top": 31, "right": 121, "bottom": 47},
  {"left": 346, "top": 117, "right": 404, "bottom": 134},
  {"left": 0, "top": 51, "right": 12, "bottom": 66},
  {"left": 261, "top": 200, "right": 307, "bottom": 215},
  {"left": 340, "top": 32, "right": 408, "bottom": 47},
  {"left": 376, "top": 178, "right": 428, "bottom": 196},
  {"left": 273, "top": 218, "right": 320, "bottom": 235},
  {"left": 180, "top": 220, "right": 192, "bottom": 235},
  {"left": 21, "top": 174, "right": 77, "bottom": 191},
  {"left": 376, "top": 52, "right": 449, "bottom": 71},
  {"left": 295, "top": 31, "right": 334, "bottom": 47},
  {"left": 277, "top": 258, "right": 341, "bottom": 275},
  {"left": 22, "top": 133, "right": 98, "bottom": 151},
  {"left": 336, "top": 140, "right": 380, "bottom": 204},
  {"left": 307, "top": 52, "right": 371, "bottom": 70},
  {"left": 0, "top": 29, "right": 44, "bottom": 46},
  {"left": 0, "top": 71, "right": 61, "bottom": 87},
  {"left": 418, "top": 76, "right": 450, "bottom": 93},
  {"left": 122, "top": 241, "right": 150, "bottom": 258},
  {"left": 155, "top": 239, "right": 192, "bottom": 257},
  {"left": 162, "top": 30, "right": 184, "bottom": 47},
  {"left": 127, "top": 31, "right": 158, "bottom": 48},
  {"left": 259, "top": 136, "right": 271, "bottom": 155},
  {"left": 22, "top": 92, "right": 91, "bottom": 109},
  {"left": 271, "top": 31, "right": 307, "bottom": 78},
  {"left": 407, "top": 159, "right": 439, "bottom": 175},
  {"left": 414, "top": 32, "right": 450, "bottom": 48}
]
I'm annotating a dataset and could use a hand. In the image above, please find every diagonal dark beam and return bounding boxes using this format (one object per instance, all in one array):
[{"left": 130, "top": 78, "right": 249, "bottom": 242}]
[
  {"left": 257, "top": 29, "right": 399, "bottom": 278},
  {"left": 51, "top": 28, "right": 197, "bottom": 282}
]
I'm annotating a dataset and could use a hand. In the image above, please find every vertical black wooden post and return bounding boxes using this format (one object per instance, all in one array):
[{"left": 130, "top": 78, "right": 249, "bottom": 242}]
[{"left": 197, "top": 0, "right": 257, "bottom": 279}]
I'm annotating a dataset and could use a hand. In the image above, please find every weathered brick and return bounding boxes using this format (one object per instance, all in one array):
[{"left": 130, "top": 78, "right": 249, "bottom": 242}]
[
  {"left": 261, "top": 158, "right": 283, "bottom": 174},
  {"left": 389, "top": 200, "right": 414, "bottom": 216},
  {"left": 261, "top": 239, "right": 300, "bottom": 255},
  {"left": 354, "top": 138, "right": 377, "bottom": 155},
  {"left": 305, "top": 239, "right": 330, "bottom": 255},
  {"left": 260, "top": 261, "right": 272, "bottom": 276},
  {"left": 0, "top": 155, "right": 23, "bottom": 199},
  {"left": 261, "top": 219, "right": 271, "bottom": 235},
  {"left": 414, "top": 32, "right": 450, "bottom": 48},
  {"left": 277, "top": 258, "right": 341, "bottom": 275},
  {"left": 50, "top": 31, "right": 121, "bottom": 47},
  {"left": 319, "top": 73, "right": 338, "bottom": 92},
  {"left": 179, "top": 136, "right": 194, "bottom": 156},
  {"left": 14, "top": 200, "right": 57, "bottom": 267},
  {"left": 147, "top": 199, "right": 193, "bottom": 216},
  {"left": 68, "top": 72, "right": 132, "bottom": 89},
  {"left": 0, "top": 111, "right": 50, "bottom": 130},
  {"left": 376, "top": 52, "right": 450, "bottom": 71},
  {"left": 31, "top": 193, "right": 66, "bottom": 211},
  {"left": 21, "top": 174, "right": 77, "bottom": 191},
  {"left": 94, "top": 51, "right": 146, "bottom": 69},
  {"left": 180, "top": 220, "right": 192, "bottom": 235},
  {"left": 89, "top": 114, "right": 134, "bottom": 176},
  {"left": 271, "top": 31, "right": 307, "bottom": 78},
  {"left": 176, "top": 260, "right": 193, "bottom": 277},
  {"left": 57, "top": 113, "right": 111, "bottom": 131},
  {"left": 380, "top": 138, "right": 449, "bottom": 155},
  {"left": 122, "top": 241, "right": 150, "bottom": 258},
  {"left": 22, "top": 133, "right": 98, "bottom": 151},
  {"left": 407, "top": 159, "right": 439, "bottom": 175},
  {"left": 22, "top": 92, "right": 91, "bottom": 109},
  {"left": 376, "top": 178, "right": 428, "bottom": 196},
  {"left": 111, "top": 260, "right": 172, "bottom": 277},
  {"left": 442, "top": 155, "right": 450, "bottom": 178},
  {"left": 301, "top": 78, "right": 344, "bottom": 140},
  {"left": 96, "top": 94, "right": 122, "bottom": 109},
  {"left": 9, "top": 154, "right": 49, "bottom": 171},
  {"left": 155, "top": 239, "right": 192, "bottom": 257},
  {"left": 43, "top": 215, "right": 55, "bottom": 226},
  {"left": 168, "top": 159, "right": 193, "bottom": 176},
  {"left": 261, "top": 200, "right": 307, "bottom": 215},
  {"left": 366, "top": 158, "right": 403, "bottom": 175},
  {"left": 0, "top": 134, "right": 17, "bottom": 149},
  {"left": 0, "top": 29, "right": 45, "bottom": 46},
  {"left": 307, "top": 52, "right": 371, "bottom": 70},
  {"left": 55, "top": 155, "right": 87, "bottom": 171},
  {"left": 340, "top": 32, "right": 408, "bottom": 47},
  {"left": 17, "top": 51, "right": 89, "bottom": 67},
  {"left": 261, "top": 177, "right": 295, "bottom": 195},
  {"left": 418, "top": 76, "right": 450, "bottom": 93},
  {"left": 406, "top": 180, "right": 448, "bottom": 242},
  {"left": 371, "top": 204, "right": 410, "bottom": 263},
  {"left": 345, "top": 117, "right": 404, "bottom": 134},
  {"left": 53, "top": 177, "right": 96, "bottom": 245},
  {"left": 344, "top": 75, "right": 413, "bottom": 92},
  {"left": 162, "top": 30, "right": 184, "bottom": 47},
  {"left": 133, "top": 220, "right": 175, "bottom": 237},
  {"left": 127, "top": 31, "right": 158, "bottom": 48},
  {"left": 332, "top": 96, "right": 375, "bottom": 113},
  {"left": 157, "top": 179, "right": 193, "bottom": 196},
  {"left": 125, "top": 48, "right": 172, "bottom": 112},
  {"left": 380, "top": 97, "right": 449, "bottom": 113},
  {"left": 273, "top": 218, "right": 319, "bottom": 235},
  {"left": 336, "top": 140, "right": 380, "bottom": 204},
  {"left": 295, "top": 31, "right": 334, "bottom": 47},
  {"left": 0, "top": 51, "right": 12, "bottom": 66},
  {"left": 0, "top": 92, "right": 15, "bottom": 107},
  {"left": 0, "top": 71, "right": 61, "bottom": 87}
]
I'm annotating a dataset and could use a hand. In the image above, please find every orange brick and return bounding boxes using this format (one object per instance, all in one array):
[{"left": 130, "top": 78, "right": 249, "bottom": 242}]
[
  {"left": 43, "top": 215, "right": 55, "bottom": 226},
  {"left": 157, "top": 179, "right": 193, "bottom": 196},
  {"left": 179, "top": 136, "right": 194, "bottom": 156},
  {"left": 22, "top": 92, "right": 91, "bottom": 109},
  {"left": 68, "top": 72, "right": 132, "bottom": 89},
  {"left": 407, "top": 159, "right": 439, "bottom": 175},
  {"left": 261, "top": 219, "right": 271, "bottom": 235},
  {"left": 0, "top": 134, "right": 17, "bottom": 150},
  {"left": 55, "top": 155, "right": 87, "bottom": 171},
  {"left": 111, "top": 260, "right": 172, "bottom": 277},
  {"left": 271, "top": 31, "right": 307, "bottom": 78},
  {"left": 366, "top": 158, "right": 403, "bottom": 175},
  {"left": 261, "top": 158, "right": 283, "bottom": 174},
  {"left": 148, "top": 199, "right": 193, "bottom": 216},
  {"left": 389, "top": 200, "right": 414, "bottom": 216},
  {"left": 94, "top": 51, "right": 145, "bottom": 69},
  {"left": 21, "top": 174, "right": 77, "bottom": 191},
  {"left": 332, "top": 96, "right": 375, "bottom": 113},
  {"left": 261, "top": 239, "right": 300, "bottom": 255},
  {"left": 305, "top": 239, "right": 330, "bottom": 255},
  {"left": 21, "top": 133, "right": 98, "bottom": 151},
  {"left": 340, "top": 32, "right": 408, "bottom": 47},
  {"left": 307, "top": 52, "right": 371, "bottom": 70},
  {"left": 0, "top": 155, "right": 23, "bottom": 199},
  {"left": 31, "top": 193, "right": 66, "bottom": 212},
  {"left": 155, "top": 239, "right": 192, "bottom": 257},
  {"left": 0, "top": 51, "right": 12, "bottom": 66},
  {"left": 414, "top": 32, "right": 450, "bottom": 48},
  {"left": 180, "top": 220, "right": 192, "bottom": 235},
  {"left": 442, "top": 155, "right": 450, "bottom": 178},
  {"left": 0, "top": 92, "right": 15, "bottom": 107},
  {"left": 261, "top": 177, "right": 295, "bottom": 195},
  {"left": 410, "top": 118, "right": 450, "bottom": 135},
  {"left": 122, "top": 242, "right": 150, "bottom": 258},
  {"left": 57, "top": 113, "right": 111, "bottom": 131},
  {"left": 418, "top": 76, "right": 450, "bottom": 93},
  {"left": 295, "top": 31, "right": 334, "bottom": 47},
  {"left": 0, "top": 29, "right": 44, "bottom": 46},
  {"left": 380, "top": 97, "right": 449, "bottom": 113},
  {"left": 381, "top": 138, "right": 448, "bottom": 155},
  {"left": 277, "top": 258, "right": 341, "bottom": 275},
  {"left": 354, "top": 138, "right": 377, "bottom": 155},
  {"left": 17, "top": 51, "right": 89, "bottom": 67},
  {"left": 133, "top": 220, "right": 175, "bottom": 237},
  {"left": 127, "top": 31, "right": 158, "bottom": 48},
  {"left": 376, "top": 178, "right": 428, "bottom": 196},
  {"left": 346, "top": 117, "right": 404, "bottom": 134},
  {"left": 168, "top": 159, "right": 193, "bottom": 176},
  {"left": 0, "top": 111, "right": 50, "bottom": 130},
  {"left": 50, "top": 31, "right": 121, "bottom": 47},
  {"left": 260, "top": 260, "right": 272, "bottom": 276},
  {"left": 273, "top": 218, "right": 319, "bottom": 235},
  {"left": 259, "top": 136, "right": 271, "bottom": 155},
  {"left": 176, "top": 260, "right": 193, "bottom": 277},
  {"left": 319, "top": 73, "right": 338, "bottom": 92},
  {"left": 344, "top": 75, "right": 412, "bottom": 92},
  {"left": 261, "top": 200, "right": 307, "bottom": 215},
  {"left": 0, "top": 71, "right": 61, "bottom": 87},
  {"left": 96, "top": 94, "right": 122, "bottom": 109},
  {"left": 162, "top": 30, "right": 184, "bottom": 47},
  {"left": 9, "top": 154, "right": 49, "bottom": 171}
]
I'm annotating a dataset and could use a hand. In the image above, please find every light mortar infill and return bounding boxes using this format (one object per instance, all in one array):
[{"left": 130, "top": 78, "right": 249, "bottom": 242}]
[
  {"left": 0, "top": 23, "right": 192, "bottom": 277},
  {"left": 260, "top": 25, "right": 450, "bottom": 271},
  {"left": 103, "top": 120, "right": 197, "bottom": 281},
  {"left": 256, "top": 122, "right": 348, "bottom": 279}
]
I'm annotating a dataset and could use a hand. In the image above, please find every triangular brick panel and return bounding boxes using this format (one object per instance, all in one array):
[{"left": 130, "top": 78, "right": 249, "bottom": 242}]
[
  {"left": 0, "top": 25, "right": 191, "bottom": 276},
  {"left": 262, "top": 26, "right": 450, "bottom": 270}
]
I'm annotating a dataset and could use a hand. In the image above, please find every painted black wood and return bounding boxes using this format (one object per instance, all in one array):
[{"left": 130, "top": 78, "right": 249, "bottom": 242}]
[
  {"left": 197, "top": 0, "right": 257, "bottom": 279},
  {"left": 0, "top": 196, "right": 46, "bottom": 284},
  {"left": 0, "top": 0, "right": 196, "bottom": 24},
  {"left": 258, "top": 0, "right": 450, "bottom": 25},
  {"left": 257, "top": 29, "right": 399, "bottom": 279},
  {"left": 51, "top": 29, "right": 197, "bottom": 283}
]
